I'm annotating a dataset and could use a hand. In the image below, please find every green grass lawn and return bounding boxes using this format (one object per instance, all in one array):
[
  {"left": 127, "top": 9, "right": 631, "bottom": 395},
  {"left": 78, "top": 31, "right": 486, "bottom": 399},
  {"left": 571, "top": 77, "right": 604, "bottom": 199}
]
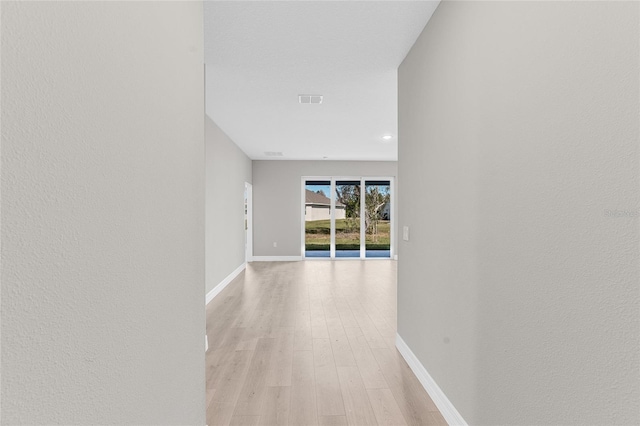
[{"left": 305, "top": 219, "right": 390, "bottom": 251}]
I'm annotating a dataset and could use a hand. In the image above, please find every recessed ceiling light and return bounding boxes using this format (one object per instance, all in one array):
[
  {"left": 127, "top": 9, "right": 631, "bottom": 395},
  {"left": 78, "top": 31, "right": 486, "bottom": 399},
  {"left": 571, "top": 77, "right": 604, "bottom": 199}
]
[{"left": 382, "top": 135, "right": 393, "bottom": 141}]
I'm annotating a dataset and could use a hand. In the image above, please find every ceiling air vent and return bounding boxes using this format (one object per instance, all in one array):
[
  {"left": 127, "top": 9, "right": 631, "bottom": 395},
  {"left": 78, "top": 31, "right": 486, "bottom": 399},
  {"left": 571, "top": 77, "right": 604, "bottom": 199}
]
[
  {"left": 264, "top": 151, "right": 283, "bottom": 157},
  {"left": 299, "top": 94, "right": 323, "bottom": 105}
]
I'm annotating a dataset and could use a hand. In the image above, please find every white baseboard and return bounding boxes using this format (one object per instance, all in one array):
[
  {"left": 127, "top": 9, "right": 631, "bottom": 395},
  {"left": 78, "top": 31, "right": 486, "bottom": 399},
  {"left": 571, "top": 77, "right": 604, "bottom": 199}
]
[
  {"left": 251, "top": 256, "right": 302, "bottom": 262},
  {"left": 205, "top": 262, "right": 246, "bottom": 305},
  {"left": 395, "top": 334, "right": 468, "bottom": 426}
]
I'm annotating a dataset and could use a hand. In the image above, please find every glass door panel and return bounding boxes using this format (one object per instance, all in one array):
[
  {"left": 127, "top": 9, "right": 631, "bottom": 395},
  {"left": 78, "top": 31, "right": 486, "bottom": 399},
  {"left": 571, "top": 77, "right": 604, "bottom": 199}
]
[
  {"left": 365, "top": 180, "right": 391, "bottom": 258},
  {"left": 305, "top": 180, "right": 332, "bottom": 258},
  {"left": 335, "top": 181, "right": 361, "bottom": 258}
]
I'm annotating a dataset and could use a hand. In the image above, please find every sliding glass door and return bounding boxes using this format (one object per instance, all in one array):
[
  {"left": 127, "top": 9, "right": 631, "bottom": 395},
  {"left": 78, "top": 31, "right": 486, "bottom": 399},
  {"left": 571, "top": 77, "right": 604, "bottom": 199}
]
[
  {"left": 304, "top": 177, "right": 392, "bottom": 259},
  {"left": 304, "top": 180, "right": 332, "bottom": 258},
  {"left": 365, "top": 180, "right": 391, "bottom": 258},
  {"left": 335, "top": 181, "right": 361, "bottom": 258}
]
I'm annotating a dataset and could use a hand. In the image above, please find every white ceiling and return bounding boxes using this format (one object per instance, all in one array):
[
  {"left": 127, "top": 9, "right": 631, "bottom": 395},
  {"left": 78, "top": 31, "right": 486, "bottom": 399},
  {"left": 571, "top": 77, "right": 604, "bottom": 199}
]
[{"left": 204, "top": 1, "right": 440, "bottom": 161}]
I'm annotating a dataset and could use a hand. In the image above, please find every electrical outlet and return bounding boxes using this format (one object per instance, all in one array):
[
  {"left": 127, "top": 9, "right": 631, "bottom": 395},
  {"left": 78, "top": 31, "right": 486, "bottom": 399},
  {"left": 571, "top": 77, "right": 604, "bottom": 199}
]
[
  {"left": 273, "top": 242, "right": 277, "bottom": 248},
  {"left": 403, "top": 226, "right": 410, "bottom": 241}
]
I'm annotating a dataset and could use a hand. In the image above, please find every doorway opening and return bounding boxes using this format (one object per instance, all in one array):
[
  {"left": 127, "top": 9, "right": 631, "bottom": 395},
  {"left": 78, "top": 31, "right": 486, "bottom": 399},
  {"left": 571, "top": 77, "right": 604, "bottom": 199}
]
[
  {"left": 302, "top": 177, "right": 393, "bottom": 259},
  {"left": 244, "top": 182, "right": 253, "bottom": 262}
]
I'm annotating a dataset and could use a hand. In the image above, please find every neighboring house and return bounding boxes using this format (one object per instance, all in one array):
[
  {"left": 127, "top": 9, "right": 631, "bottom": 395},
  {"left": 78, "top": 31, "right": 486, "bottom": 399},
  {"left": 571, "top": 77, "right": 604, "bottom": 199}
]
[
  {"left": 380, "top": 202, "right": 390, "bottom": 220},
  {"left": 305, "top": 189, "right": 346, "bottom": 221}
]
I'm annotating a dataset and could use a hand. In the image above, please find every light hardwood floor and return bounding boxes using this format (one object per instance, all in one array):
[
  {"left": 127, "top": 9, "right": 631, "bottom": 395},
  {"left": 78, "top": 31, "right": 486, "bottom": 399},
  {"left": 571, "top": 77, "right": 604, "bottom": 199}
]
[{"left": 206, "top": 261, "right": 447, "bottom": 426}]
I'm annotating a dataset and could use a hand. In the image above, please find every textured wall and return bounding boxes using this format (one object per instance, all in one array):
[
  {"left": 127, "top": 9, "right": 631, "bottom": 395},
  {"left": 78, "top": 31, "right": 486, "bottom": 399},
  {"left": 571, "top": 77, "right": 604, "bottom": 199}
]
[
  {"left": 252, "top": 161, "right": 397, "bottom": 257},
  {"left": 1, "top": 2, "right": 205, "bottom": 424},
  {"left": 398, "top": 1, "right": 639, "bottom": 425},
  {"left": 205, "top": 117, "right": 252, "bottom": 293}
]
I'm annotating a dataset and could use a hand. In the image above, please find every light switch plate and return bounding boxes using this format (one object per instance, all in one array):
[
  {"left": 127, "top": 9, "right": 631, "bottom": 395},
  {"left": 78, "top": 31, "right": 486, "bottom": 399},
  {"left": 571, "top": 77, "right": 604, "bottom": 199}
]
[{"left": 403, "top": 226, "right": 410, "bottom": 241}]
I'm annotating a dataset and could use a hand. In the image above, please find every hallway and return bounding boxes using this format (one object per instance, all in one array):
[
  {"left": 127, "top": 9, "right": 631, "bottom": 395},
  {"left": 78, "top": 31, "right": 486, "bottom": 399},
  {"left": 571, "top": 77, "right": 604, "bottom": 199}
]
[{"left": 206, "top": 261, "right": 446, "bottom": 426}]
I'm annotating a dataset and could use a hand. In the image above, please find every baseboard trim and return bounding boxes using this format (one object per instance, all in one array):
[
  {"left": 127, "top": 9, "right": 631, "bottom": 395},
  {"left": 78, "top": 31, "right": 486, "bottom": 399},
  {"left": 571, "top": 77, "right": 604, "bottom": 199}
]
[
  {"left": 251, "top": 256, "right": 302, "bottom": 262},
  {"left": 395, "top": 333, "right": 468, "bottom": 426},
  {"left": 205, "top": 262, "right": 246, "bottom": 305}
]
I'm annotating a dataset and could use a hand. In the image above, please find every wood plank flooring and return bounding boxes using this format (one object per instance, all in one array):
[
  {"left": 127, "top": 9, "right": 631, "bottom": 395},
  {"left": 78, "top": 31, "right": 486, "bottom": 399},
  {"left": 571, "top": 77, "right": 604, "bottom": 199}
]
[{"left": 206, "top": 261, "right": 447, "bottom": 426}]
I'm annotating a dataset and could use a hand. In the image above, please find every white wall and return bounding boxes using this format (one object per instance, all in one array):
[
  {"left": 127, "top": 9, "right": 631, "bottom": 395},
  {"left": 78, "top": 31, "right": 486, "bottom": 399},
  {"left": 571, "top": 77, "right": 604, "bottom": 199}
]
[
  {"left": 206, "top": 116, "right": 252, "bottom": 293},
  {"left": 1, "top": 2, "right": 205, "bottom": 424},
  {"left": 398, "top": 1, "right": 639, "bottom": 425},
  {"left": 253, "top": 161, "right": 397, "bottom": 257}
]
